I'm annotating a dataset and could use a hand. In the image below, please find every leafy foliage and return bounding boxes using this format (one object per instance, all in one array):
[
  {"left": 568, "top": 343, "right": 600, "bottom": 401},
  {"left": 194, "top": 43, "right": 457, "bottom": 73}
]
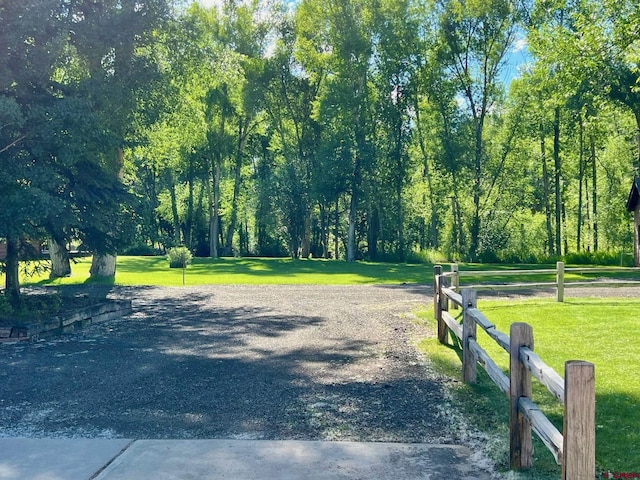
[
  {"left": 3, "top": 0, "right": 640, "bottom": 299},
  {"left": 167, "top": 246, "right": 193, "bottom": 269}
]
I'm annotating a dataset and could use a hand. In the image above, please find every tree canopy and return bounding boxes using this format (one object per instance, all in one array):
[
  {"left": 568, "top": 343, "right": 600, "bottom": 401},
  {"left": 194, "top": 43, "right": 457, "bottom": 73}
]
[{"left": 2, "top": 0, "right": 640, "bottom": 299}]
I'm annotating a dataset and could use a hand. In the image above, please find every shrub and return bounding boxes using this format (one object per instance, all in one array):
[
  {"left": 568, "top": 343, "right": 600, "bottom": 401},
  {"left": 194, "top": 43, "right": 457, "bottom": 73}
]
[
  {"left": 405, "top": 249, "right": 448, "bottom": 264},
  {"left": 167, "top": 246, "right": 192, "bottom": 269},
  {"left": 564, "top": 250, "right": 633, "bottom": 266}
]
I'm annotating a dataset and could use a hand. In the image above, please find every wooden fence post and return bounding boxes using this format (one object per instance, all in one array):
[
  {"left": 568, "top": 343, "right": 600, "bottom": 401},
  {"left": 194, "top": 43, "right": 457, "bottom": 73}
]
[
  {"left": 510, "top": 322, "right": 533, "bottom": 470},
  {"left": 438, "top": 275, "right": 449, "bottom": 344},
  {"left": 556, "top": 261, "right": 565, "bottom": 302},
  {"left": 562, "top": 361, "right": 595, "bottom": 480},
  {"left": 462, "top": 289, "right": 477, "bottom": 383},
  {"left": 434, "top": 265, "right": 442, "bottom": 323}
]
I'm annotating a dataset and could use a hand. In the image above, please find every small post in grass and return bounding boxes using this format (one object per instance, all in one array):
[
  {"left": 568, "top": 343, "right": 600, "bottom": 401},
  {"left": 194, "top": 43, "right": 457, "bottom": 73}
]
[{"left": 510, "top": 322, "right": 533, "bottom": 470}]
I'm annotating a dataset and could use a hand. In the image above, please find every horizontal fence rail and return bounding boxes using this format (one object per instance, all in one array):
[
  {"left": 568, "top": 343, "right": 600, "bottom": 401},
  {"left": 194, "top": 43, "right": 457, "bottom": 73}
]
[
  {"left": 434, "top": 266, "right": 595, "bottom": 478},
  {"left": 447, "top": 262, "right": 640, "bottom": 301}
]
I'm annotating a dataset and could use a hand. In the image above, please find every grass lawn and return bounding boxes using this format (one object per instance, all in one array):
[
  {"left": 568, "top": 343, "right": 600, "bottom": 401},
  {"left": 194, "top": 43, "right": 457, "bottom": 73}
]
[
  {"left": 418, "top": 297, "right": 640, "bottom": 478},
  {"left": 8, "top": 256, "right": 433, "bottom": 286},
  {"left": 5, "top": 258, "right": 637, "bottom": 288}
]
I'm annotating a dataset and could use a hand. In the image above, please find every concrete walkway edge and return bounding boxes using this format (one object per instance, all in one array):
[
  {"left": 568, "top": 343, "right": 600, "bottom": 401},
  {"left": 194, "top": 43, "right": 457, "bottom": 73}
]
[{"left": 0, "top": 438, "right": 492, "bottom": 480}]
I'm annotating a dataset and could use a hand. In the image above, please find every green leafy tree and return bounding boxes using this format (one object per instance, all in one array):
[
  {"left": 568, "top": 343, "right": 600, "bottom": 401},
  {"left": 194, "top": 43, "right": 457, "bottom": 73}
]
[
  {"left": 296, "top": 0, "right": 376, "bottom": 262},
  {"left": 431, "top": 0, "right": 519, "bottom": 260}
]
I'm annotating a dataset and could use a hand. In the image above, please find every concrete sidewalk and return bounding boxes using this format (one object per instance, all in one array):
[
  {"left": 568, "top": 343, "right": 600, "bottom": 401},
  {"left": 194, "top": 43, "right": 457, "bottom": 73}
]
[{"left": 0, "top": 438, "right": 492, "bottom": 479}]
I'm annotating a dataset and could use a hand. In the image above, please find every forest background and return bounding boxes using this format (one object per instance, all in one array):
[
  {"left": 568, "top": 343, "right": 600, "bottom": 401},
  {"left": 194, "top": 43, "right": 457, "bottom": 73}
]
[{"left": 2, "top": 0, "right": 640, "bottom": 303}]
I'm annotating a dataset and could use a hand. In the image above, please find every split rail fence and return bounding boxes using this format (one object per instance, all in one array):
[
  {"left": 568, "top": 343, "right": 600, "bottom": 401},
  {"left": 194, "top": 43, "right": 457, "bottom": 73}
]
[
  {"left": 434, "top": 265, "right": 596, "bottom": 479},
  {"left": 447, "top": 261, "right": 640, "bottom": 302}
]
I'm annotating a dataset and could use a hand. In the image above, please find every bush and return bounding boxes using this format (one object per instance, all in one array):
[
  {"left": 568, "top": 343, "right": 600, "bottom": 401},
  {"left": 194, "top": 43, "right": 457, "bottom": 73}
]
[
  {"left": 405, "top": 249, "right": 448, "bottom": 264},
  {"left": 564, "top": 250, "right": 633, "bottom": 266},
  {"left": 0, "top": 291, "right": 62, "bottom": 323},
  {"left": 167, "top": 246, "right": 192, "bottom": 269}
]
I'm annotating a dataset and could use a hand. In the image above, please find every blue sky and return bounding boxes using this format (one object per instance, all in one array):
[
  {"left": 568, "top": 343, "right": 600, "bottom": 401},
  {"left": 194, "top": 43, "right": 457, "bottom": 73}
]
[{"left": 502, "top": 35, "right": 531, "bottom": 88}]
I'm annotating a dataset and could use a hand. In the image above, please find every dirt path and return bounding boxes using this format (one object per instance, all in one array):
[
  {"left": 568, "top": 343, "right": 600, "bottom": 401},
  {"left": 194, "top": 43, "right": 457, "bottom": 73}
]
[{"left": 0, "top": 284, "right": 458, "bottom": 443}]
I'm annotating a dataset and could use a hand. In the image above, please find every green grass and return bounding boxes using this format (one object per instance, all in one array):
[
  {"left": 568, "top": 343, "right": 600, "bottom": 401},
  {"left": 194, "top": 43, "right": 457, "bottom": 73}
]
[
  {"left": 7, "top": 258, "right": 636, "bottom": 288},
  {"left": 418, "top": 298, "right": 640, "bottom": 478},
  {"left": 7, "top": 256, "right": 433, "bottom": 286}
]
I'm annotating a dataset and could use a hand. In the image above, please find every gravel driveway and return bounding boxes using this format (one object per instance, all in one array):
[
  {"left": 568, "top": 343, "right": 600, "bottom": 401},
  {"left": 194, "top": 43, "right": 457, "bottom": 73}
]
[{"left": 0, "top": 284, "right": 457, "bottom": 443}]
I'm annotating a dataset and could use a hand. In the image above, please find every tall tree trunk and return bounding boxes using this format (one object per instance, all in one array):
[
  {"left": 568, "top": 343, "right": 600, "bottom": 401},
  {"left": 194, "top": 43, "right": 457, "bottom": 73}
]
[
  {"left": 347, "top": 191, "right": 358, "bottom": 263},
  {"left": 185, "top": 161, "right": 194, "bottom": 250},
  {"left": 208, "top": 106, "right": 226, "bottom": 258},
  {"left": 90, "top": 254, "right": 116, "bottom": 278},
  {"left": 577, "top": 115, "right": 584, "bottom": 252},
  {"left": 334, "top": 197, "right": 340, "bottom": 260},
  {"left": 634, "top": 110, "right": 640, "bottom": 173},
  {"left": 394, "top": 118, "right": 405, "bottom": 260},
  {"left": 469, "top": 117, "right": 484, "bottom": 261},
  {"left": 414, "top": 95, "right": 439, "bottom": 249},
  {"left": 223, "top": 118, "right": 248, "bottom": 256},
  {"left": 301, "top": 211, "right": 311, "bottom": 259},
  {"left": 585, "top": 171, "right": 591, "bottom": 251},
  {"left": 396, "top": 186, "right": 404, "bottom": 260},
  {"left": 540, "top": 122, "right": 554, "bottom": 256},
  {"left": 347, "top": 74, "right": 367, "bottom": 264},
  {"left": 367, "top": 206, "right": 379, "bottom": 261},
  {"left": 144, "top": 164, "right": 160, "bottom": 247},
  {"left": 5, "top": 235, "right": 21, "bottom": 308},
  {"left": 591, "top": 136, "right": 598, "bottom": 251},
  {"left": 91, "top": 147, "right": 123, "bottom": 278},
  {"left": 49, "top": 237, "right": 71, "bottom": 278},
  {"left": 562, "top": 199, "right": 568, "bottom": 255},
  {"left": 209, "top": 158, "right": 221, "bottom": 258},
  {"left": 553, "top": 107, "right": 562, "bottom": 256},
  {"left": 451, "top": 190, "right": 465, "bottom": 256},
  {"left": 168, "top": 172, "right": 181, "bottom": 246},
  {"left": 320, "top": 203, "right": 329, "bottom": 259}
]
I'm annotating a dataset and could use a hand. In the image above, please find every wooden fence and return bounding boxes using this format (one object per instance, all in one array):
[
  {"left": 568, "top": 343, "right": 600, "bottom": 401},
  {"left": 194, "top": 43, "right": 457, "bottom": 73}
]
[
  {"left": 434, "top": 266, "right": 595, "bottom": 479},
  {"left": 447, "top": 261, "right": 640, "bottom": 301}
]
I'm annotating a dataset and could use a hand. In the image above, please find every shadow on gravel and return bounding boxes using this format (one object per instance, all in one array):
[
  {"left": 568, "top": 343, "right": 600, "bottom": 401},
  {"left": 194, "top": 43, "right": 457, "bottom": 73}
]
[{"left": 0, "top": 289, "right": 448, "bottom": 443}]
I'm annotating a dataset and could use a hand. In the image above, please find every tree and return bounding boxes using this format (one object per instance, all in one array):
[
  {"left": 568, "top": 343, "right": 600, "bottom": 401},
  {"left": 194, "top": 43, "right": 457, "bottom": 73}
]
[
  {"left": 296, "top": 0, "right": 375, "bottom": 262},
  {"left": 431, "top": 0, "right": 519, "bottom": 260},
  {"left": 66, "top": 0, "right": 171, "bottom": 276},
  {"left": 367, "top": 0, "right": 422, "bottom": 260},
  {"left": 0, "top": 0, "right": 70, "bottom": 304},
  {"left": 263, "top": 10, "right": 323, "bottom": 258}
]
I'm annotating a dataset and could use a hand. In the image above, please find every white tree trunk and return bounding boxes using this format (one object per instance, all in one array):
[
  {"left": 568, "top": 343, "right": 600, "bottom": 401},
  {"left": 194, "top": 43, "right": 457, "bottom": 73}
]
[
  {"left": 49, "top": 238, "right": 71, "bottom": 278},
  {"left": 90, "top": 254, "right": 117, "bottom": 277}
]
